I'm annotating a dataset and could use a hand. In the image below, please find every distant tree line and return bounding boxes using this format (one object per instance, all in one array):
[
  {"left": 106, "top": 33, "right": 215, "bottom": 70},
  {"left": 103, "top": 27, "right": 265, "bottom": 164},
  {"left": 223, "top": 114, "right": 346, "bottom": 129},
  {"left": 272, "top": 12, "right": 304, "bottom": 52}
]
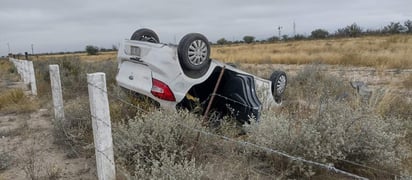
[
  {"left": 214, "top": 20, "right": 412, "bottom": 45},
  {"left": 13, "top": 45, "right": 119, "bottom": 57}
]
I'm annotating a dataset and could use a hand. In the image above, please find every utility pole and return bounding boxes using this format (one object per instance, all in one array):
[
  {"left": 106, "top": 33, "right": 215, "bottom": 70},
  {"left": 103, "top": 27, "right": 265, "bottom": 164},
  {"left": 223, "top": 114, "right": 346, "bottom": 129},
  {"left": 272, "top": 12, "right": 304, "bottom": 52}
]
[
  {"left": 293, "top": 21, "right": 296, "bottom": 37},
  {"left": 7, "top": 42, "right": 10, "bottom": 53},
  {"left": 31, "top": 44, "right": 34, "bottom": 55},
  {"left": 278, "top": 26, "right": 283, "bottom": 40}
]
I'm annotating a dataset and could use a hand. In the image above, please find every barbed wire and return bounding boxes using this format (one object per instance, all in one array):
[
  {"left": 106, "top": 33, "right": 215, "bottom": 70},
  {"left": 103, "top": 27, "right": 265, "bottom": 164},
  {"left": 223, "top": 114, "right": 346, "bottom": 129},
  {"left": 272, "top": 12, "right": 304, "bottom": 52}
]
[
  {"left": 7, "top": 58, "right": 408, "bottom": 179},
  {"left": 90, "top": 113, "right": 177, "bottom": 180},
  {"left": 86, "top": 80, "right": 370, "bottom": 180},
  {"left": 177, "top": 123, "right": 369, "bottom": 180},
  {"left": 338, "top": 159, "right": 407, "bottom": 179}
]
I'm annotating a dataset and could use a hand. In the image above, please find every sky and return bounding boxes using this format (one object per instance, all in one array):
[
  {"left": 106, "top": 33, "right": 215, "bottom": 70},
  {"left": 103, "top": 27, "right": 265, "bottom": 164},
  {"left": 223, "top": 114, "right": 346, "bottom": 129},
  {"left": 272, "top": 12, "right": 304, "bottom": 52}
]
[{"left": 0, "top": 0, "right": 411, "bottom": 56}]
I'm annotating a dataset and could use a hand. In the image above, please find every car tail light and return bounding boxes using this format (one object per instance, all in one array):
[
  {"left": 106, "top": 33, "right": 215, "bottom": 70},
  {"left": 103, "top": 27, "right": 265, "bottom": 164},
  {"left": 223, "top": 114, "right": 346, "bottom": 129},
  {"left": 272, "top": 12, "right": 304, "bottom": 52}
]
[{"left": 151, "top": 79, "right": 176, "bottom": 101}]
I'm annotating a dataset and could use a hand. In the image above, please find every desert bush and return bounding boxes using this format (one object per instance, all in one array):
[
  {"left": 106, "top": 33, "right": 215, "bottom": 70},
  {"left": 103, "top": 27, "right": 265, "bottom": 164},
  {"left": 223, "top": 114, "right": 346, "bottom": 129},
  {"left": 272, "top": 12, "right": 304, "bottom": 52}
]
[
  {"left": 0, "top": 152, "right": 12, "bottom": 171},
  {"left": 52, "top": 96, "right": 93, "bottom": 158},
  {"left": 244, "top": 65, "right": 409, "bottom": 178},
  {"left": 34, "top": 56, "right": 117, "bottom": 157},
  {"left": 113, "top": 110, "right": 206, "bottom": 179},
  {"left": 0, "top": 61, "right": 20, "bottom": 84},
  {"left": 283, "top": 64, "right": 354, "bottom": 118},
  {"left": 375, "top": 91, "right": 412, "bottom": 119},
  {"left": 0, "top": 88, "right": 38, "bottom": 114},
  {"left": 34, "top": 56, "right": 117, "bottom": 99},
  {"left": 403, "top": 74, "right": 412, "bottom": 89}
]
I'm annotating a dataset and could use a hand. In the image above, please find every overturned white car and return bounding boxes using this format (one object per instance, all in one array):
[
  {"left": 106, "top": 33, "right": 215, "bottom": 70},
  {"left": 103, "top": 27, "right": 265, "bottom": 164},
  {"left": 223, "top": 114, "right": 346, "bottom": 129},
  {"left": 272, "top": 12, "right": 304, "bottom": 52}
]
[{"left": 116, "top": 28, "right": 287, "bottom": 123}]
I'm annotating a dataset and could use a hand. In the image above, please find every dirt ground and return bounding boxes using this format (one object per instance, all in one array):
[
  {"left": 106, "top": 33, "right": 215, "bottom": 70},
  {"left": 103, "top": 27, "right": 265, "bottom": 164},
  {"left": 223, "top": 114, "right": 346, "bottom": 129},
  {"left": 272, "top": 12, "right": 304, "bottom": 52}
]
[
  {"left": 1, "top": 63, "right": 411, "bottom": 180},
  {"left": 0, "top": 83, "right": 96, "bottom": 179}
]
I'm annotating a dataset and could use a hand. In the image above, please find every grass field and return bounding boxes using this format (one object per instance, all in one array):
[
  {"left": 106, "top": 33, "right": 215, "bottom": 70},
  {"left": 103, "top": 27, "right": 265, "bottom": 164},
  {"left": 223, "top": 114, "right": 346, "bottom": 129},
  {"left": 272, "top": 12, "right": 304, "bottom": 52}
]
[
  {"left": 32, "top": 35, "right": 412, "bottom": 69},
  {"left": 212, "top": 35, "right": 412, "bottom": 69}
]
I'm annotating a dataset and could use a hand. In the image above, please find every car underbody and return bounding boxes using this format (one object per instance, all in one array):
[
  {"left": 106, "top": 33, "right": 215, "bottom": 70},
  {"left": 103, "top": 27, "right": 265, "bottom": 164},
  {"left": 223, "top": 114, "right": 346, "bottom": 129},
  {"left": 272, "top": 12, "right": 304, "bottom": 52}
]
[{"left": 177, "top": 66, "right": 261, "bottom": 123}]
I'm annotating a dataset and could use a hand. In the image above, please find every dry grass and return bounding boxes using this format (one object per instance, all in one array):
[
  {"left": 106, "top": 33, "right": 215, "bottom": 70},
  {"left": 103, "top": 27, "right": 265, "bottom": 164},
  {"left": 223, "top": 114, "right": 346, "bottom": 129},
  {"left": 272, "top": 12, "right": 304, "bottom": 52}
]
[
  {"left": 32, "top": 35, "right": 412, "bottom": 69},
  {"left": 0, "top": 60, "right": 20, "bottom": 82},
  {"left": 35, "top": 51, "right": 116, "bottom": 62},
  {"left": 403, "top": 74, "right": 412, "bottom": 89},
  {"left": 212, "top": 35, "right": 412, "bottom": 69},
  {"left": 0, "top": 89, "right": 38, "bottom": 114}
]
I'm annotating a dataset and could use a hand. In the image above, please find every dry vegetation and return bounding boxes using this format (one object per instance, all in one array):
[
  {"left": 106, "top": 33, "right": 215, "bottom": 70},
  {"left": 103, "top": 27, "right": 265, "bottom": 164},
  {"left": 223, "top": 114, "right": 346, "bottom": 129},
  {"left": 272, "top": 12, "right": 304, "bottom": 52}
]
[
  {"left": 1, "top": 34, "right": 412, "bottom": 179},
  {"left": 110, "top": 65, "right": 411, "bottom": 179},
  {"left": 212, "top": 35, "right": 412, "bottom": 69},
  {"left": 0, "top": 61, "right": 38, "bottom": 114},
  {"left": 35, "top": 51, "right": 116, "bottom": 62}
]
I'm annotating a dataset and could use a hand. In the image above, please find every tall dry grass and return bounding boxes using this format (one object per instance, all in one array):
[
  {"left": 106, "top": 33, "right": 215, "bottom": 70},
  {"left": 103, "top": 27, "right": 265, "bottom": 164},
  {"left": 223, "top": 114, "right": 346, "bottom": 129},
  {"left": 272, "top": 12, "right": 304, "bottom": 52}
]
[
  {"left": 35, "top": 51, "right": 116, "bottom": 62},
  {"left": 212, "top": 35, "right": 412, "bottom": 69},
  {"left": 33, "top": 35, "right": 412, "bottom": 69}
]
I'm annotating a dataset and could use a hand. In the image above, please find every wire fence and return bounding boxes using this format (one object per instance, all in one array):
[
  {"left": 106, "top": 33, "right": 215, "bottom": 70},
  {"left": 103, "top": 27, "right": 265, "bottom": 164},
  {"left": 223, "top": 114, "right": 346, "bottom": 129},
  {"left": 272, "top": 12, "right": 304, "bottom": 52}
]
[
  {"left": 86, "top": 81, "right": 375, "bottom": 180},
  {"left": 6, "top": 58, "right": 411, "bottom": 180},
  {"left": 93, "top": 78, "right": 412, "bottom": 179}
]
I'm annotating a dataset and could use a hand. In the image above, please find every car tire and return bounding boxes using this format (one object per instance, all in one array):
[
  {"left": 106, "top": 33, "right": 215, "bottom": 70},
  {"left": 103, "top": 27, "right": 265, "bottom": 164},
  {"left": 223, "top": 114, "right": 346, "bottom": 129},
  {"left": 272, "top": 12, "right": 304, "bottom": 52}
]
[
  {"left": 178, "top": 33, "right": 211, "bottom": 72},
  {"left": 130, "top": 28, "right": 160, "bottom": 43},
  {"left": 270, "top": 71, "right": 287, "bottom": 97}
]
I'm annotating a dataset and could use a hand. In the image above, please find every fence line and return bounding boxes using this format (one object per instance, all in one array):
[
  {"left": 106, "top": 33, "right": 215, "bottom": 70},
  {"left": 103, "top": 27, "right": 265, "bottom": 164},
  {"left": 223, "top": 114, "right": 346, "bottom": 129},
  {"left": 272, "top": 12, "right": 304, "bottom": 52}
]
[
  {"left": 7, "top": 59, "right": 410, "bottom": 179},
  {"left": 87, "top": 73, "right": 115, "bottom": 180},
  {"left": 49, "top": 65, "right": 65, "bottom": 122},
  {"left": 86, "top": 81, "right": 370, "bottom": 180},
  {"left": 87, "top": 79, "right": 412, "bottom": 179},
  {"left": 8, "top": 58, "right": 37, "bottom": 95}
]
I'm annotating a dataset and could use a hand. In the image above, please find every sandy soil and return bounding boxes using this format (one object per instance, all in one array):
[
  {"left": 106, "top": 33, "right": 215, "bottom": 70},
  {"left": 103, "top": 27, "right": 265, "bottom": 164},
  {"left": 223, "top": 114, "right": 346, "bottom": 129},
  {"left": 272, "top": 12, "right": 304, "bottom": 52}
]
[{"left": 0, "top": 83, "right": 96, "bottom": 180}]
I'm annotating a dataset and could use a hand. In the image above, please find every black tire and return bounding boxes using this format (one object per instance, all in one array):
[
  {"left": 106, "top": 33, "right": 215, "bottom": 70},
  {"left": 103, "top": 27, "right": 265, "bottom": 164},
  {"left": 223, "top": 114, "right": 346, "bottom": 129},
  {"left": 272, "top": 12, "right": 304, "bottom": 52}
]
[
  {"left": 270, "top": 71, "right": 287, "bottom": 97},
  {"left": 178, "top": 33, "right": 211, "bottom": 71},
  {"left": 130, "top": 28, "right": 159, "bottom": 43}
]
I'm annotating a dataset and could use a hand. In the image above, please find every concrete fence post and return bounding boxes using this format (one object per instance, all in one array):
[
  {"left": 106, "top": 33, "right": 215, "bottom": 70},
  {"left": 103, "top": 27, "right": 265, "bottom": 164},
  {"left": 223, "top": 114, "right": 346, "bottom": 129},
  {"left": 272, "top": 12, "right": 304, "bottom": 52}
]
[
  {"left": 87, "top": 72, "right": 116, "bottom": 180},
  {"left": 49, "top": 65, "right": 65, "bottom": 122},
  {"left": 17, "top": 60, "right": 24, "bottom": 81},
  {"left": 23, "top": 60, "right": 30, "bottom": 85},
  {"left": 8, "top": 58, "right": 37, "bottom": 95},
  {"left": 28, "top": 61, "right": 37, "bottom": 95}
]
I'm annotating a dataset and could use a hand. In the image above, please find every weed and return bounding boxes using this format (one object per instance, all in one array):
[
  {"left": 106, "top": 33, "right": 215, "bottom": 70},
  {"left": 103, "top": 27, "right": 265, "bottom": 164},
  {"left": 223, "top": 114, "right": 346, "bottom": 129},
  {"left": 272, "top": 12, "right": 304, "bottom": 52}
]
[
  {"left": 0, "top": 152, "right": 12, "bottom": 171},
  {"left": 53, "top": 96, "right": 93, "bottom": 158},
  {"left": 403, "top": 74, "right": 412, "bottom": 89},
  {"left": 20, "top": 135, "right": 44, "bottom": 180},
  {"left": 0, "top": 120, "right": 29, "bottom": 138},
  {"left": 0, "top": 89, "right": 38, "bottom": 114},
  {"left": 375, "top": 91, "right": 412, "bottom": 120},
  {"left": 45, "top": 163, "right": 62, "bottom": 180},
  {"left": 113, "top": 110, "right": 206, "bottom": 179}
]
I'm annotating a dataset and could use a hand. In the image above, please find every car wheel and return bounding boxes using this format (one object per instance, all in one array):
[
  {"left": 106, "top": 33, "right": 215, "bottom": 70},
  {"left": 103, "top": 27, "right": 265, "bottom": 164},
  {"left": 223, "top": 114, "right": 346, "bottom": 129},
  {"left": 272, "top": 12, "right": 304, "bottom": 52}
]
[
  {"left": 270, "top": 71, "right": 287, "bottom": 97},
  {"left": 130, "top": 28, "right": 160, "bottom": 43},
  {"left": 178, "top": 33, "right": 211, "bottom": 71}
]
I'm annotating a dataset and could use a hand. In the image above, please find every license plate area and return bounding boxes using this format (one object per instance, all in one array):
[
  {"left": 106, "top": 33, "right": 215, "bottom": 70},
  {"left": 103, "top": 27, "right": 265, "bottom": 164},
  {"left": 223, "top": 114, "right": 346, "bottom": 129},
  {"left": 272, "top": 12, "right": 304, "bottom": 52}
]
[{"left": 118, "top": 61, "right": 152, "bottom": 92}]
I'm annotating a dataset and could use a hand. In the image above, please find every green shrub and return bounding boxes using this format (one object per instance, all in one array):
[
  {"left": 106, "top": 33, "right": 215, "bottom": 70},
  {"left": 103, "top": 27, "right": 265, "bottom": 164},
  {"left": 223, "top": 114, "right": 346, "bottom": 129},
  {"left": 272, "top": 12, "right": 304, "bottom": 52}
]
[{"left": 85, "top": 45, "right": 99, "bottom": 55}]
